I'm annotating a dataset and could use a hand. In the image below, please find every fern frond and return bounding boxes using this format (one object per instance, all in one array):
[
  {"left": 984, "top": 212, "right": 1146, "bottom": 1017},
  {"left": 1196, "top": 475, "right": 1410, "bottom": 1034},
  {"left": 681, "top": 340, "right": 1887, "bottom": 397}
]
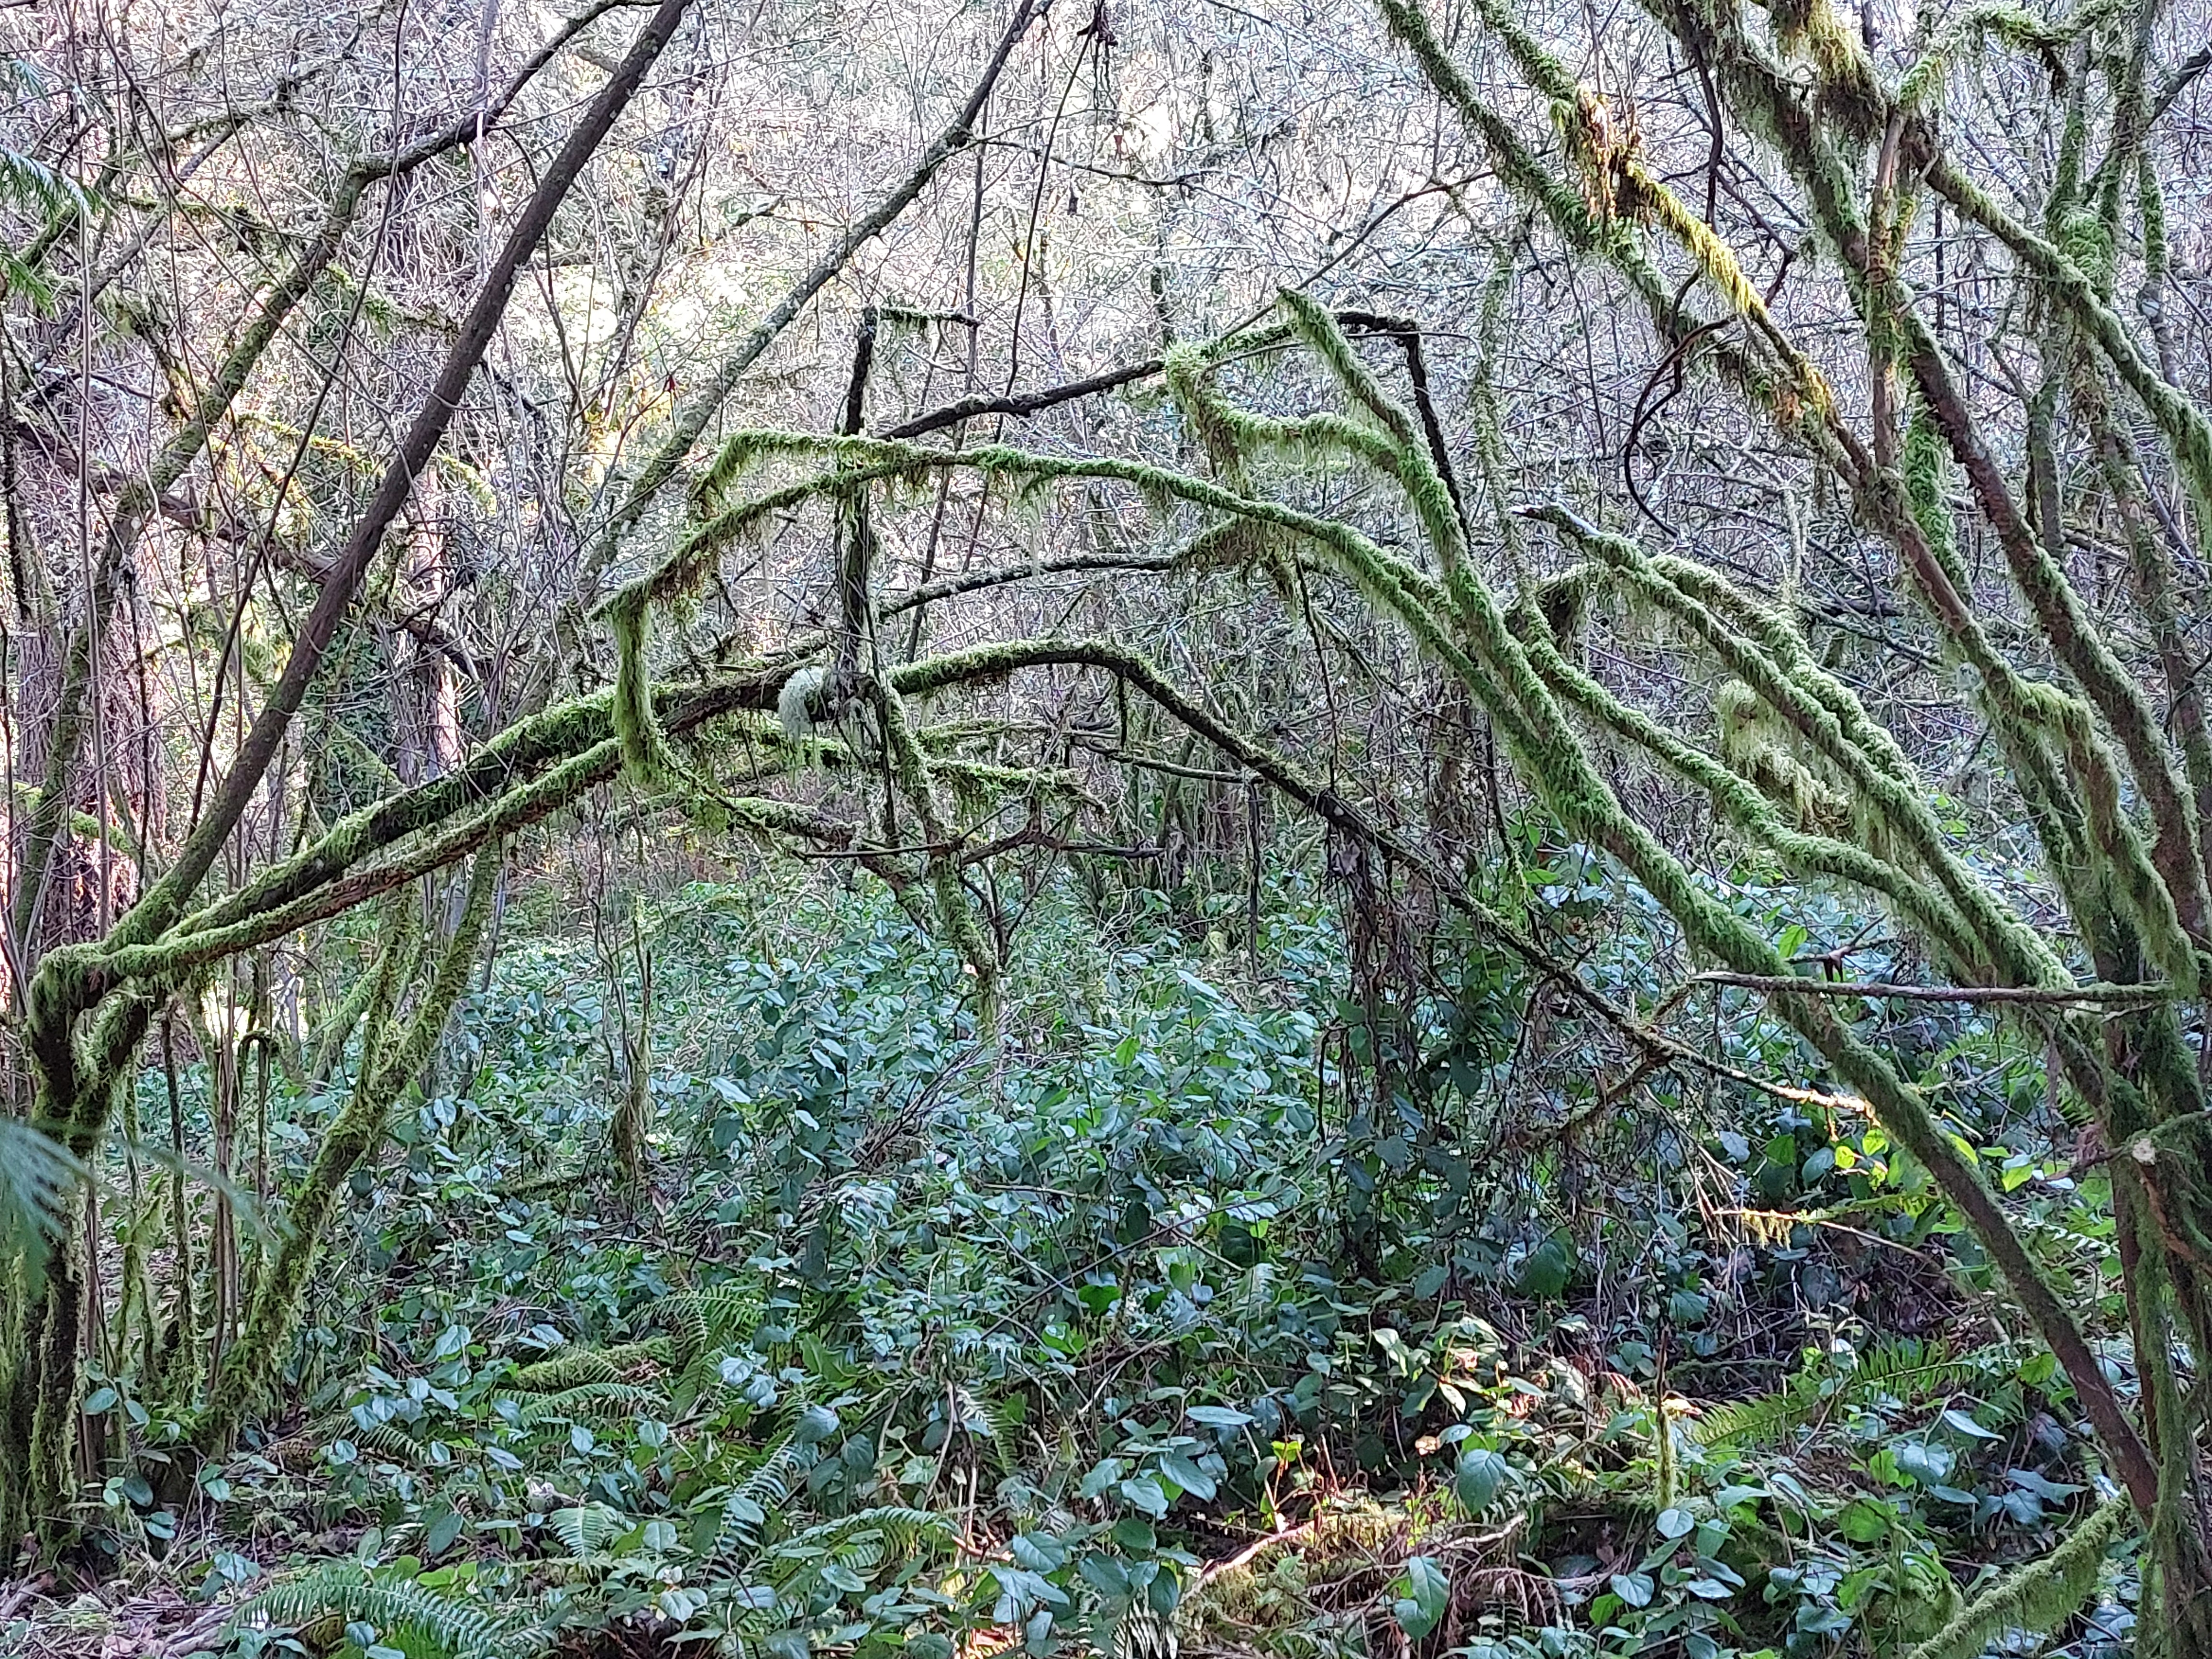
[
  {"left": 658, "top": 1284, "right": 771, "bottom": 1406},
  {"left": 1904, "top": 1496, "right": 2128, "bottom": 1659},
  {"left": 513, "top": 1381, "right": 664, "bottom": 1429},
  {"left": 232, "top": 1564, "right": 528, "bottom": 1659},
  {"left": 737, "top": 1427, "right": 806, "bottom": 1511},
  {"left": 712, "top": 1416, "right": 822, "bottom": 1559},
  {"left": 510, "top": 1339, "right": 668, "bottom": 1392},
  {"left": 1687, "top": 1386, "right": 1814, "bottom": 1449},
  {"left": 548, "top": 1502, "right": 633, "bottom": 1558},
  {"left": 1692, "top": 1340, "right": 2005, "bottom": 1447},
  {"left": 1840, "top": 1336, "right": 2000, "bottom": 1406},
  {"left": 349, "top": 1416, "right": 437, "bottom": 1463},
  {"left": 658, "top": 1283, "right": 766, "bottom": 1362},
  {"left": 0, "top": 1119, "right": 83, "bottom": 1283},
  {"left": 954, "top": 1385, "right": 1017, "bottom": 1473},
  {"left": 0, "top": 148, "right": 97, "bottom": 218},
  {"left": 765, "top": 1506, "right": 952, "bottom": 1569}
]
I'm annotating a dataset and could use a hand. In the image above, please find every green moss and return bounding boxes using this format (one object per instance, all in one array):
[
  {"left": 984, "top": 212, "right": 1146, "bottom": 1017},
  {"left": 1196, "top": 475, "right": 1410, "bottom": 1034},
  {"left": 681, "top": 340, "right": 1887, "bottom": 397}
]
[
  {"left": 869, "top": 678, "right": 999, "bottom": 1006},
  {"left": 1905, "top": 1496, "right": 2128, "bottom": 1659},
  {"left": 1930, "top": 159, "right": 2212, "bottom": 536},
  {"left": 1900, "top": 3, "right": 2075, "bottom": 110},
  {"left": 1902, "top": 404, "right": 1969, "bottom": 591},
  {"left": 1279, "top": 291, "right": 1467, "bottom": 567},
  {"left": 1520, "top": 615, "right": 1984, "bottom": 970},
  {"left": 1534, "top": 505, "right": 2071, "bottom": 992},
  {"left": 607, "top": 585, "right": 667, "bottom": 790},
  {"left": 193, "top": 854, "right": 499, "bottom": 1457}
]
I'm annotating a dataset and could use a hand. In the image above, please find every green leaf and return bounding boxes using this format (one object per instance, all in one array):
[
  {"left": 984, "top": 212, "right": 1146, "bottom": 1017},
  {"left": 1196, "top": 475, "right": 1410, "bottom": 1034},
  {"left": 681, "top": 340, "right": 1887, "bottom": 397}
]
[
  {"left": 1158, "top": 1453, "right": 1215, "bottom": 1499},
  {"left": 1010, "top": 1533, "right": 1068, "bottom": 1572},
  {"left": 2006, "top": 1468, "right": 2081, "bottom": 1501},
  {"left": 1455, "top": 1447, "right": 1507, "bottom": 1513},
  {"left": 1080, "top": 1555, "right": 1131, "bottom": 1598},
  {"left": 1186, "top": 1405, "right": 1252, "bottom": 1428},
  {"left": 1392, "top": 1557, "right": 1449, "bottom": 1639},
  {"left": 424, "top": 1509, "right": 465, "bottom": 1556},
  {"left": 1667, "top": 1288, "right": 1710, "bottom": 1325},
  {"left": 1119, "top": 1476, "right": 1169, "bottom": 1517},
  {"left": 1892, "top": 1439, "right": 1954, "bottom": 1485},
  {"left": 1109, "top": 1518, "right": 1155, "bottom": 1551},
  {"left": 1941, "top": 1408, "right": 1999, "bottom": 1440},
  {"left": 1840, "top": 1498, "right": 1893, "bottom": 1543},
  {"left": 795, "top": 1404, "right": 841, "bottom": 1445},
  {"left": 1080, "top": 1458, "right": 1124, "bottom": 1500},
  {"left": 1514, "top": 1236, "right": 1573, "bottom": 1297}
]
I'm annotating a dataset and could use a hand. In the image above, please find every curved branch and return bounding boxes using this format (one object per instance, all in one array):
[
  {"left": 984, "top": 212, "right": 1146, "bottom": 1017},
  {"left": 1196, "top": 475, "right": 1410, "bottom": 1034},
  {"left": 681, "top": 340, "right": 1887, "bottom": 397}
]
[{"left": 878, "top": 550, "right": 1183, "bottom": 615}]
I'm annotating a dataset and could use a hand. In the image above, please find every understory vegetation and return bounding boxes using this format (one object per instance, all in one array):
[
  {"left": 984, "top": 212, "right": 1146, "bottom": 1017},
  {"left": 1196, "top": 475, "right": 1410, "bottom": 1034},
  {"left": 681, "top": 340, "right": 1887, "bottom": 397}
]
[{"left": 4, "top": 857, "right": 2170, "bottom": 1659}]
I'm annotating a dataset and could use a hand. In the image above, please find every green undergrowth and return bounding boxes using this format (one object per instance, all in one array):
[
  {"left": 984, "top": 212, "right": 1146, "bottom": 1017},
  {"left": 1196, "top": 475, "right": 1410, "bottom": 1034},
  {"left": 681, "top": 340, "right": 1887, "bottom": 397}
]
[{"left": 39, "top": 849, "right": 2146, "bottom": 1659}]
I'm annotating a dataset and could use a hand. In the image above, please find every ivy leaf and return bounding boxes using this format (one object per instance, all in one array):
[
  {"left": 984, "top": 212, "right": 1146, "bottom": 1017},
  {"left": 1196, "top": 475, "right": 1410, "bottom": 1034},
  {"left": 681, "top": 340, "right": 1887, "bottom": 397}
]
[
  {"left": 1080, "top": 1458, "right": 1124, "bottom": 1499},
  {"left": 1892, "top": 1439, "right": 1954, "bottom": 1485},
  {"left": 1840, "top": 1498, "right": 1893, "bottom": 1542},
  {"left": 1667, "top": 1288, "right": 1710, "bottom": 1325},
  {"left": 1514, "top": 1237, "right": 1573, "bottom": 1298},
  {"left": 1011, "top": 1533, "right": 1068, "bottom": 1572},
  {"left": 2007, "top": 1468, "right": 2082, "bottom": 1501},
  {"left": 1080, "top": 1555, "right": 1131, "bottom": 1598},
  {"left": 424, "top": 1507, "right": 465, "bottom": 1556}
]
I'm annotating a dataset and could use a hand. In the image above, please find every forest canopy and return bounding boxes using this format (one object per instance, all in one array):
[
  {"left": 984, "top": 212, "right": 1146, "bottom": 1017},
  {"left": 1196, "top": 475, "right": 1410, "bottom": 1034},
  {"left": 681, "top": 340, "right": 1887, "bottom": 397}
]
[{"left": 1, "top": 0, "right": 2211, "bottom": 1653}]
